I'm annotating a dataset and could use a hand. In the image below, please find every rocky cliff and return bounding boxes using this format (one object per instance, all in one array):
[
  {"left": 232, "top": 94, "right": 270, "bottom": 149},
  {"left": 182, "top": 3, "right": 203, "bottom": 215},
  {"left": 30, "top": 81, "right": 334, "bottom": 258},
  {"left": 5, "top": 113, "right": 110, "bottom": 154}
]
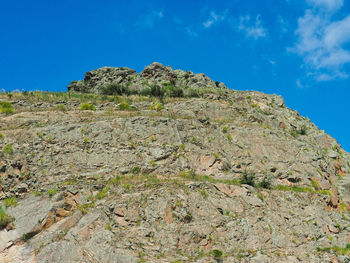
[{"left": 0, "top": 63, "right": 349, "bottom": 262}]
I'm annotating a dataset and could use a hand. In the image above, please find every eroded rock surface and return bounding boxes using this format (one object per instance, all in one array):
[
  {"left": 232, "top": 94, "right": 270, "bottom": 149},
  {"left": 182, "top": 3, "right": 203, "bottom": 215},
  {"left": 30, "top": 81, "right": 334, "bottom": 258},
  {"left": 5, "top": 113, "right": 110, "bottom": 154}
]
[{"left": 0, "top": 65, "right": 349, "bottom": 262}]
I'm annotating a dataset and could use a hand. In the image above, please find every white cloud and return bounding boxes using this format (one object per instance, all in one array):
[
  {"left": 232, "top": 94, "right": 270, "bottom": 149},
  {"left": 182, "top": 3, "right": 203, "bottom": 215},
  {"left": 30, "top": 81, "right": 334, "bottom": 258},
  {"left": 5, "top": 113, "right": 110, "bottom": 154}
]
[
  {"left": 296, "top": 79, "right": 305, "bottom": 88},
  {"left": 137, "top": 10, "right": 164, "bottom": 29},
  {"left": 185, "top": 27, "right": 198, "bottom": 37},
  {"left": 237, "top": 15, "right": 267, "bottom": 40},
  {"left": 315, "top": 71, "right": 348, "bottom": 81},
  {"left": 203, "top": 10, "right": 228, "bottom": 28},
  {"left": 324, "top": 16, "right": 350, "bottom": 48},
  {"left": 292, "top": 0, "right": 350, "bottom": 81},
  {"left": 306, "top": 0, "right": 343, "bottom": 11},
  {"left": 278, "top": 16, "right": 289, "bottom": 33}
]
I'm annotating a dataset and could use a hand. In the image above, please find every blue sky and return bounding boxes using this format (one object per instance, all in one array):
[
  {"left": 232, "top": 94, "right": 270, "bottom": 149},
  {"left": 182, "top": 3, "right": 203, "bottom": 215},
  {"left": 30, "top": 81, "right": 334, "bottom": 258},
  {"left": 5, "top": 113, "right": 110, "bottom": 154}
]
[{"left": 1, "top": 0, "right": 350, "bottom": 151}]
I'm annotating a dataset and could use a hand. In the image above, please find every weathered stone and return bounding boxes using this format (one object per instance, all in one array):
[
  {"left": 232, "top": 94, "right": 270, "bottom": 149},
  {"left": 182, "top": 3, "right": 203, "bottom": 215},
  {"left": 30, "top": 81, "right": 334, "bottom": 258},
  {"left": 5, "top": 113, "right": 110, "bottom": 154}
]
[
  {"left": 328, "top": 150, "right": 338, "bottom": 159},
  {"left": 164, "top": 204, "right": 173, "bottom": 224},
  {"left": 15, "top": 183, "right": 28, "bottom": 193},
  {"left": 0, "top": 64, "right": 349, "bottom": 263}
]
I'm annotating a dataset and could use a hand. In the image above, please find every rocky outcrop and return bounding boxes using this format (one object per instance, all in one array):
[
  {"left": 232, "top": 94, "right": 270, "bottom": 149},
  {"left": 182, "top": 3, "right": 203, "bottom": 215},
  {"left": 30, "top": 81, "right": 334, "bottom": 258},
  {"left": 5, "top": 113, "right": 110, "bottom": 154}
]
[
  {"left": 0, "top": 66, "right": 349, "bottom": 262},
  {"left": 67, "top": 62, "right": 228, "bottom": 94}
]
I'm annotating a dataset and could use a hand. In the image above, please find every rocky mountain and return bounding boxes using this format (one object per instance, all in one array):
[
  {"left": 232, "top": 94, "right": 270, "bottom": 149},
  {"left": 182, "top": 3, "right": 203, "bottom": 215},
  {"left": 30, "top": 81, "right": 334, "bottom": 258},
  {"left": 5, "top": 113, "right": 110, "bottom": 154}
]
[{"left": 0, "top": 63, "right": 349, "bottom": 263}]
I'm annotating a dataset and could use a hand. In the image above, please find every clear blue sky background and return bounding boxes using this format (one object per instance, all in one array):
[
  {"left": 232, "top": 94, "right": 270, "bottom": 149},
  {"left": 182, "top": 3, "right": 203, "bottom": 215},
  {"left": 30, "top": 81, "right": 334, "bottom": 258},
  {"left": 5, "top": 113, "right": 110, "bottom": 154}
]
[{"left": 1, "top": 0, "right": 350, "bottom": 151}]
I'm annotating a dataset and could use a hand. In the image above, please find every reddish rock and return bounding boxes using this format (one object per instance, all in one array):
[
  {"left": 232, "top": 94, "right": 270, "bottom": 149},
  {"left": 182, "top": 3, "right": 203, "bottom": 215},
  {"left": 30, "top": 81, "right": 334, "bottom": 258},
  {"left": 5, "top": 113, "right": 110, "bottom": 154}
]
[
  {"left": 334, "top": 162, "right": 341, "bottom": 170},
  {"left": 114, "top": 208, "right": 125, "bottom": 217},
  {"left": 115, "top": 216, "right": 128, "bottom": 226},
  {"left": 214, "top": 183, "right": 247, "bottom": 198},
  {"left": 56, "top": 208, "right": 71, "bottom": 218},
  {"left": 163, "top": 204, "right": 173, "bottom": 224}
]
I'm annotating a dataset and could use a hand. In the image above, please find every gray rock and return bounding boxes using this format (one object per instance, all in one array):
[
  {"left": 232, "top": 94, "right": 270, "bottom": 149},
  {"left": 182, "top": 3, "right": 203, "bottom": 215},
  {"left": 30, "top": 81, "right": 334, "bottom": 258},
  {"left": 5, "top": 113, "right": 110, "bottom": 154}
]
[
  {"left": 0, "top": 64, "right": 349, "bottom": 263},
  {"left": 328, "top": 150, "right": 338, "bottom": 159}
]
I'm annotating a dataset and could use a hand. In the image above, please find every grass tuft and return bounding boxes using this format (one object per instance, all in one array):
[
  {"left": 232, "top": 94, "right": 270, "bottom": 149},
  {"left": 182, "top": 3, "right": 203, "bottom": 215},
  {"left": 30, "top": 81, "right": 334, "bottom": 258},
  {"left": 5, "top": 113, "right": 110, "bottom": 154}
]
[
  {"left": 3, "top": 197, "right": 18, "bottom": 207},
  {"left": 80, "top": 103, "right": 95, "bottom": 111},
  {"left": 0, "top": 101, "right": 15, "bottom": 114},
  {"left": 0, "top": 205, "right": 14, "bottom": 229},
  {"left": 317, "top": 244, "right": 350, "bottom": 255}
]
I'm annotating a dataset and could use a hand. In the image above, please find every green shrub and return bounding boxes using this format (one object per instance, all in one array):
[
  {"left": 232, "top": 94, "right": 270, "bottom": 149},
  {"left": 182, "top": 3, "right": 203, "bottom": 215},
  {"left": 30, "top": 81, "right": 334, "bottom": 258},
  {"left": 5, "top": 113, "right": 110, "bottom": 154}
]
[
  {"left": 165, "top": 84, "right": 184, "bottom": 98},
  {"left": 186, "top": 88, "right": 200, "bottom": 98},
  {"left": 110, "top": 175, "right": 121, "bottom": 185},
  {"left": 257, "top": 192, "right": 265, "bottom": 201},
  {"left": 2, "top": 144, "right": 14, "bottom": 154},
  {"left": 222, "top": 126, "right": 228, "bottom": 133},
  {"left": 101, "top": 83, "right": 130, "bottom": 96},
  {"left": 80, "top": 103, "right": 95, "bottom": 111},
  {"left": 47, "top": 189, "right": 57, "bottom": 198},
  {"left": 290, "top": 129, "right": 299, "bottom": 138},
  {"left": 0, "top": 205, "right": 13, "bottom": 230},
  {"left": 299, "top": 125, "right": 307, "bottom": 135},
  {"left": 131, "top": 166, "right": 141, "bottom": 174},
  {"left": 211, "top": 249, "right": 223, "bottom": 259},
  {"left": 33, "top": 190, "right": 42, "bottom": 196},
  {"left": 0, "top": 133, "right": 3, "bottom": 140},
  {"left": 56, "top": 104, "right": 66, "bottom": 111},
  {"left": 3, "top": 197, "right": 18, "bottom": 207},
  {"left": 290, "top": 125, "right": 308, "bottom": 138},
  {"left": 150, "top": 103, "right": 163, "bottom": 111},
  {"left": 117, "top": 102, "right": 131, "bottom": 110},
  {"left": 140, "top": 88, "right": 152, "bottom": 96},
  {"left": 258, "top": 176, "right": 271, "bottom": 189},
  {"left": 240, "top": 171, "right": 255, "bottom": 186},
  {"left": 170, "top": 87, "right": 184, "bottom": 97},
  {"left": 199, "top": 189, "right": 209, "bottom": 199},
  {"left": 105, "top": 222, "right": 112, "bottom": 231},
  {"left": 95, "top": 82, "right": 207, "bottom": 99},
  {"left": 77, "top": 202, "right": 95, "bottom": 214},
  {"left": 0, "top": 101, "right": 15, "bottom": 114},
  {"left": 96, "top": 186, "right": 110, "bottom": 200},
  {"left": 150, "top": 85, "right": 165, "bottom": 98}
]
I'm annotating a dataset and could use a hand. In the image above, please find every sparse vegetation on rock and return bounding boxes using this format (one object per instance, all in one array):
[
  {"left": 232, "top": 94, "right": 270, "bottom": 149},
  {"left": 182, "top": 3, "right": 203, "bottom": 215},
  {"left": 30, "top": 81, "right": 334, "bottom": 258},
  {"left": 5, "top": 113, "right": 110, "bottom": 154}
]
[
  {"left": 0, "top": 63, "right": 349, "bottom": 263},
  {"left": 0, "top": 101, "right": 15, "bottom": 114},
  {"left": 2, "top": 144, "right": 14, "bottom": 155},
  {"left": 79, "top": 103, "right": 95, "bottom": 111},
  {"left": 0, "top": 205, "right": 14, "bottom": 230}
]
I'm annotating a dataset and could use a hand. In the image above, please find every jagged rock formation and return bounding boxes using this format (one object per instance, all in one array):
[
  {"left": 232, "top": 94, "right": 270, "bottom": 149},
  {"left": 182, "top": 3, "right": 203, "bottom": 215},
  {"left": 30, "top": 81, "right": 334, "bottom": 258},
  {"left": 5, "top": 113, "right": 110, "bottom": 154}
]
[
  {"left": 67, "top": 62, "right": 227, "bottom": 95},
  {"left": 0, "top": 63, "right": 349, "bottom": 262}
]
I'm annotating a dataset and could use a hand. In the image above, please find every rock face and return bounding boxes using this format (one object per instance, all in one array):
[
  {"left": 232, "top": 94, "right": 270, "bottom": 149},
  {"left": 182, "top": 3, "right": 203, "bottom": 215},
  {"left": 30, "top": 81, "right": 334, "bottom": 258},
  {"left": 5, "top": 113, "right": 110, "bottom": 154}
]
[
  {"left": 67, "top": 62, "right": 227, "bottom": 94},
  {"left": 0, "top": 65, "right": 350, "bottom": 262}
]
